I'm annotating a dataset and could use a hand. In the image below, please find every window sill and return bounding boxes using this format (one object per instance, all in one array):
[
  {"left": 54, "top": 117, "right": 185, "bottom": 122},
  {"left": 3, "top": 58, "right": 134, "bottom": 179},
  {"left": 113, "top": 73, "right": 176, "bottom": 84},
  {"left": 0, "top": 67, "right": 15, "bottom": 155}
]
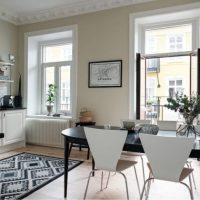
[{"left": 26, "top": 114, "right": 73, "bottom": 120}]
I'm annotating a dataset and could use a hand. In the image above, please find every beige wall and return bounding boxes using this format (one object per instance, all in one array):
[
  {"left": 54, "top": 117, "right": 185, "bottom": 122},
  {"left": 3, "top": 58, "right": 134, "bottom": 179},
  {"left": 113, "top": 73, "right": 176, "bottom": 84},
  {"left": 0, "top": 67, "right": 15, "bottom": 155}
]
[
  {"left": 16, "top": 0, "right": 199, "bottom": 125},
  {"left": 0, "top": 19, "right": 18, "bottom": 94}
]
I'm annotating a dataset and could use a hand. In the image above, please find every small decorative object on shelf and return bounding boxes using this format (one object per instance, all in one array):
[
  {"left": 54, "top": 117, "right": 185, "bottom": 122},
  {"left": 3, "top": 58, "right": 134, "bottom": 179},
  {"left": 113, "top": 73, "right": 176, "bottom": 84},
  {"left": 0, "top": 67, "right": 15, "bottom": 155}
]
[
  {"left": 0, "top": 55, "right": 15, "bottom": 83},
  {"left": 164, "top": 93, "right": 200, "bottom": 137},
  {"left": 46, "top": 84, "right": 57, "bottom": 116},
  {"left": 79, "top": 108, "right": 93, "bottom": 122}
]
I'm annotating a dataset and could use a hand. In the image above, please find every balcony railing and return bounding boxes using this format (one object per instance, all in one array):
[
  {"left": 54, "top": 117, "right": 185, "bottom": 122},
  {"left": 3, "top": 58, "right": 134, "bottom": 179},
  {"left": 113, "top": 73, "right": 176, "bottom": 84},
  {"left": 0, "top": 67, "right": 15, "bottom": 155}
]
[
  {"left": 143, "top": 96, "right": 179, "bottom": 121},
  {"left": 146, "top": 67, "right": 159, "bottom": 72}
]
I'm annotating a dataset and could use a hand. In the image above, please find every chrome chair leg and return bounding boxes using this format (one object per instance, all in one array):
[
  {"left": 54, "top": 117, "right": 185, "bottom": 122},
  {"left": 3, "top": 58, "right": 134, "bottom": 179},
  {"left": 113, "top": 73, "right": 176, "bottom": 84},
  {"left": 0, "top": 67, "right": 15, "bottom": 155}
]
[
  {"left": 180, "top": 181, "right": 194, "bottom": 200},
  {"left": 84, "top": 169, "right": 97, "bottom": 200},
  {"left": 140, "top": 156, "right": 146, "bottom": 184},
  {"left": 133, "top": 165, "right": 141, "bottom": 195},
  {"left": 140, "top": 156, "right": 147, "bottom": 195},
  {"left": 118, "top": 172, "right": 129, "bottom": 200},
  {"left": 101, "top": 171, "right": 104, "bottom": 191},
  {"left": 146, "top": 172, "right": 152, "bottom": 198},
  {"left": 188, "top": 174, "right": 194, "bottom": 199},
  {"left": 140, "top": 178, "right": 154, "bottom": 200},
  {"left": 189, "top": 162, "right": 196, "bottom": 189},
  {"left": 105, "top": 172, "right": 111, "bottom": 188}
]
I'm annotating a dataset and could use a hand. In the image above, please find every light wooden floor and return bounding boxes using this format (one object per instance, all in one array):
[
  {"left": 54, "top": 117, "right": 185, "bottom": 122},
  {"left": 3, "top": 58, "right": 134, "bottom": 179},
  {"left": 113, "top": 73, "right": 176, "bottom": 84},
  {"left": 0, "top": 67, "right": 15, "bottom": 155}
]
[{"left": 0, "top": 145, "right": 200, "bottom": 200}]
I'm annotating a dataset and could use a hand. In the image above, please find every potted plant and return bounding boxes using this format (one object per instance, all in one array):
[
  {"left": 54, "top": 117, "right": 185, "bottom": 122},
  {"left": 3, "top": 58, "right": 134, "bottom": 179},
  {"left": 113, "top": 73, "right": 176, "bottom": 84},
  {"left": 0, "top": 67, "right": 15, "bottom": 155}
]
[
  {"left": 46, "top": 84, "right": 56, "bottom": 116},
  {"left": 164, "top": 93, "right": 200, "bottom": 137}
]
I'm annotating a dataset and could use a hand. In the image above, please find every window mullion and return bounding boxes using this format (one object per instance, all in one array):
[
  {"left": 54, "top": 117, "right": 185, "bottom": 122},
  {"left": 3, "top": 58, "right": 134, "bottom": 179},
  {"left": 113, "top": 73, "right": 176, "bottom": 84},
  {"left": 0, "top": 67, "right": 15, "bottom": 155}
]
[{"left": 55, "top": 65, "right": 60, "bottom": 113}]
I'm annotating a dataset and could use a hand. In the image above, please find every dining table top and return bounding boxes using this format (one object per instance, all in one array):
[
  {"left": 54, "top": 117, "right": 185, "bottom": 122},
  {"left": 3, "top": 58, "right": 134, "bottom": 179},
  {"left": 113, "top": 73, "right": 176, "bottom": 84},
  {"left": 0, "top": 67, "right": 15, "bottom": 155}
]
[{"left": 61, "top": 126, "right": 200, "bottom": 158}]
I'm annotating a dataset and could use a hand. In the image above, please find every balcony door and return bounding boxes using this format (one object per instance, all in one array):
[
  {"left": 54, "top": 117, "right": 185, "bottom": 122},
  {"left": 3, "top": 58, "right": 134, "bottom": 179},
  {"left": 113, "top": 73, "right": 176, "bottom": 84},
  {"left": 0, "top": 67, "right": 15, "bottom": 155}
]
[{"left": 136, "top": 49, "right": 200, "bottom": 121}]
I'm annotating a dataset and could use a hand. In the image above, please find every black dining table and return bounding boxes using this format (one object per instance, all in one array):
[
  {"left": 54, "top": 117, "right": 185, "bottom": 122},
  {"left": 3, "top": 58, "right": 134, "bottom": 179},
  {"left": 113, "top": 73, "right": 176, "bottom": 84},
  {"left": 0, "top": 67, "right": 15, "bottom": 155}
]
[{"left": 61, "top": 126, "right": 200, "bottom": 198}]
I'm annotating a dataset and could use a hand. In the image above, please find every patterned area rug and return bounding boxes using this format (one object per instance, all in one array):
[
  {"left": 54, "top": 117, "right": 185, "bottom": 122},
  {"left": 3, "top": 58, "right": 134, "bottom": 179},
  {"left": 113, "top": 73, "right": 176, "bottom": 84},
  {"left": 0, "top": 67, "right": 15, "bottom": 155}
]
[{"left": 0, "top": 152, "right": 82, "bottom": 200}]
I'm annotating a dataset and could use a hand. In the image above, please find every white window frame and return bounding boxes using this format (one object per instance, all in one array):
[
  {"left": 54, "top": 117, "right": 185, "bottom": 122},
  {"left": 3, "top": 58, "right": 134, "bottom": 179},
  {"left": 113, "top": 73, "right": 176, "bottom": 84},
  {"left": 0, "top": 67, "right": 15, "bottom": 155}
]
[
  {"left": 129, "top": 2, "right": 200, "bottom": 119},
  {"left": 24, "top": 25, "right": 77, "bottom": 118},
  {"left": 39, "top": 39, "right": 73, "bottom": 115}
]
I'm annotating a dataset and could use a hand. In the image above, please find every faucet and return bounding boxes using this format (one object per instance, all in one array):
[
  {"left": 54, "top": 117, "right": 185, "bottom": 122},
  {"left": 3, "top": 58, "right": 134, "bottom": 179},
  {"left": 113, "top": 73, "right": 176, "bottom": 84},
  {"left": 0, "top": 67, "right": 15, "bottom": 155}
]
[
  {"left": 9, "top": 96, "right": 15, "bottom": 108},
  {"left": 0, "top": 96, "right": 3, "bottom": 107}
]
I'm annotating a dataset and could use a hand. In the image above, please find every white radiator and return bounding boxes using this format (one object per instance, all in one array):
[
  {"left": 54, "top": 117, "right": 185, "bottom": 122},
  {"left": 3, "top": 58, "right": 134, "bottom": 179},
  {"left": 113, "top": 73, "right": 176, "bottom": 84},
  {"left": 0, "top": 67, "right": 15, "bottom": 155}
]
[{"left": 26, "top": 118, "right": 71, "bottom": 148}]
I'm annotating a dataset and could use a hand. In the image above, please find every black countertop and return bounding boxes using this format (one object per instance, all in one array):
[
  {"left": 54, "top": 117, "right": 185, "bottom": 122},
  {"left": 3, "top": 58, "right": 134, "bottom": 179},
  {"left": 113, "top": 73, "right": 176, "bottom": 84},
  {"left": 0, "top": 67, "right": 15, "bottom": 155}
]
[{"left": 0, "top": 107, "right": 26, "bottom": 111}]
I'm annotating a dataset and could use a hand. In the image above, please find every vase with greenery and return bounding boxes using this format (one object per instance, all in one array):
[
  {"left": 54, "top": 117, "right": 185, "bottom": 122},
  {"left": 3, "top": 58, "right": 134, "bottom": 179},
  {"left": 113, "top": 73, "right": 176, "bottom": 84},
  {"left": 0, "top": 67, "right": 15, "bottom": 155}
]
[
  {"left": 164, "top": 93, "right": 200, "bottom": 137},
  {"left": 46, "top": 84, "right": 56, "bottom": 116}
]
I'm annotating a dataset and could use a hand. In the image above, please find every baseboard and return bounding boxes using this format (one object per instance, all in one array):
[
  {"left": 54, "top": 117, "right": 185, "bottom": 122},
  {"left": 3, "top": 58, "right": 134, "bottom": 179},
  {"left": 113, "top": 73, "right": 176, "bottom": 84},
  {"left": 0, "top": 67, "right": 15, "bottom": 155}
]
[{"left": 0, "top": 140, "right": 25, "bottom": 153}]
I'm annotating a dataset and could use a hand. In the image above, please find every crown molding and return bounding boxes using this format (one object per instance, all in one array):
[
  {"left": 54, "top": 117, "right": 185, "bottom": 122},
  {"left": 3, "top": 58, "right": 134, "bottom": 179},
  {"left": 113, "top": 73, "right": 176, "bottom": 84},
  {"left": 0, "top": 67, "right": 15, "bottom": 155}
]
[{"left": 0, "top": 0, "right": 156, "bottom": 25}]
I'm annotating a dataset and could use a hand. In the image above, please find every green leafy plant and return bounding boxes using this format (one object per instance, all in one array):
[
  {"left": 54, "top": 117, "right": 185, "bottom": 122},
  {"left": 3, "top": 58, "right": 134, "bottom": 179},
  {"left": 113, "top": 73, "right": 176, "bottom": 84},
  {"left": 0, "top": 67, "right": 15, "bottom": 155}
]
[
  {"left": 164, "top": 94, "right": 200, "bottom": 124},
  {"left": 46, "top": 84, "right": 57, "bottom": 105}
]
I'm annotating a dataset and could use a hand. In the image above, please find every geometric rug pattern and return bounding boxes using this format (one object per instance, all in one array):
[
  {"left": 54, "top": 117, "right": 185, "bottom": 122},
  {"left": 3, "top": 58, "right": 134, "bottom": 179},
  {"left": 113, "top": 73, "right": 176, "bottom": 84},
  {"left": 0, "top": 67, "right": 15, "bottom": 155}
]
[{"left": 0, "top": 152, "right": 82, "bottom": 200}]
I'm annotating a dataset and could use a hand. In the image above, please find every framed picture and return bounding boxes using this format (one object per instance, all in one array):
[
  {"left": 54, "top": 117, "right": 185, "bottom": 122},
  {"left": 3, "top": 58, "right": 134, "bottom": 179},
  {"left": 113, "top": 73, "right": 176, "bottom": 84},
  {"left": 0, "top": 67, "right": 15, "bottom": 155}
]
[{"left": 88, "top": 60, "right": 122, "bottom": 88}]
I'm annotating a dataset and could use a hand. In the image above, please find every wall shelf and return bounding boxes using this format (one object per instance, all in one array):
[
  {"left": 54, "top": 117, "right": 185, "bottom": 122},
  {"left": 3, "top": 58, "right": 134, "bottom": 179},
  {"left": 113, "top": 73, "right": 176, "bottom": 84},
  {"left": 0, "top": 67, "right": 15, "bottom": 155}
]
[
  {"left": 0, "top": 61, "right": 14, "bottom": 67},
  {"left": 0, "top": 80, "right": 14, "bottom": 83},
  {"left": 0, "top": 60, "right": 14, "bottom": 84}
]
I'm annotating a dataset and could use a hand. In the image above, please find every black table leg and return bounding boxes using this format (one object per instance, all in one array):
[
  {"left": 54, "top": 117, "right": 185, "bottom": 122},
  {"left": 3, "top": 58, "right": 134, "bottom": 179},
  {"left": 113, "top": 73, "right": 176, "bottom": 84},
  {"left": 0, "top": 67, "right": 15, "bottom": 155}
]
[
  {"left": 64, "top": 137, "right": 69, "bottom": 198},
  {"left": 92, "top": 157, "right": 95, "bottom": 176},
  {"left": 87, "top": 147, "right": 90, "bottom": 160}
]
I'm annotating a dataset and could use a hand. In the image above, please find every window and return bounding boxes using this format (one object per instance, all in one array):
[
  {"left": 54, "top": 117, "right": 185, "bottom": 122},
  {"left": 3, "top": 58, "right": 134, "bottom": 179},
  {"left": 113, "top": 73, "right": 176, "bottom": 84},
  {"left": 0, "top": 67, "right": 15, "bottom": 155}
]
[
  {"left": 130, "top": 8, "right": 200, "bottom": 121},
  {"left": 168, "top": 34, "right": 184, "bottom": 52},
  {"left": 146, "top": 37, "right": 156, "bottom": 54},
  {"left": 168, "top": 78, "right": 184, "bottom": 97},
  {"left": 26, "top": 26, "right": 77, "bottom": 117},
  {"left": 41, "top": 43, "right": 72, "bottom": 115},
  {"left": 145, "top": 24, "right": 192, "bottom": 54},
  {"left": 146, "top": 58, "right": 160, "bottom": 72},
  {"left": 146, "top": 77, "right": 156, "bottom": 99}
]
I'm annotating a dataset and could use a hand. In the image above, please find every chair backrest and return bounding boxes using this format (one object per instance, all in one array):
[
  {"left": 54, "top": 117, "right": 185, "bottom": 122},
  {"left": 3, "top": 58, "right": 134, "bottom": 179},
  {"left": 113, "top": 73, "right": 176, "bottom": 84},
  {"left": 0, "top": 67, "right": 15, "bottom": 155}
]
[
  {"left": 84, "top": 127, "right": 127, "bottom": 171},
  {"left": 140, "top": 134, "right": 194, "bottom": 182},
  {"left": 135, "top": 119, "right": 151, "bottom": 125},
  {"left": 139, "top": 124, "right": 159, "bottom": 135},
  {"left": 157, "top": 120, "right": 177, "bottom": 131},
  {"left": 120, "top": 119, "right": 135, "bottom": 129}
]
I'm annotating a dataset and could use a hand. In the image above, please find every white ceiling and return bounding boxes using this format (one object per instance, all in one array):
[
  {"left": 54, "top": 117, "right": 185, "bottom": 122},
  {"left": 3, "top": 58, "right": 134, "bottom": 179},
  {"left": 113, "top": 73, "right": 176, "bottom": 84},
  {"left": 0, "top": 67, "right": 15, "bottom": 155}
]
[{"left": 0, "top": 0, "right": 156, "bottom": 25}]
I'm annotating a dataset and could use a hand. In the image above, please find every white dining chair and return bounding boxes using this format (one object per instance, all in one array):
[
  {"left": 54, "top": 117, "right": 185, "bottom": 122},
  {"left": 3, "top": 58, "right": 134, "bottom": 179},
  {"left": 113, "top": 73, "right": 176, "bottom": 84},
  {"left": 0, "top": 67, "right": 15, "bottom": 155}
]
[
  {"left": 83, "top": 127, "right": 140, "bottom": 200},
  {"left": 121, "top": 119, "right": 151, "bottom": 195},
  {"left": 139, "top": 133, "right": 195, "bottom": 200},
  {"left": 157, "top": 120, "right": 196, "bottom": 189}
]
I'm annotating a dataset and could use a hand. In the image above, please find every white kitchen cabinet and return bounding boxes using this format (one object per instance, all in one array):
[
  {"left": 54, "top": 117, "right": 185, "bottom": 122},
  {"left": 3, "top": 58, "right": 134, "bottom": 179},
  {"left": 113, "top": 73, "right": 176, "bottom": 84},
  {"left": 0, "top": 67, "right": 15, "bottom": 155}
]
[
  {"left": 0, "top": 112, "right": 2, "bottom": 146},
  {"left": 1, "top": 109, "right": 25, "bottom": 145}
]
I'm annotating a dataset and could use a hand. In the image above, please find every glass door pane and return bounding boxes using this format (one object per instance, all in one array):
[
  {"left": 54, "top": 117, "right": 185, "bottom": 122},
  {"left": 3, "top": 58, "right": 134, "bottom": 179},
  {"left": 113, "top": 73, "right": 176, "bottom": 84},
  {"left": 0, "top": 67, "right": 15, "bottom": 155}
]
[
  {"left": 59, "top": 66, "right": 71, "bottom": 114},
  {"left": 45, "top": 67, "right": 55, "bottom": 105}
]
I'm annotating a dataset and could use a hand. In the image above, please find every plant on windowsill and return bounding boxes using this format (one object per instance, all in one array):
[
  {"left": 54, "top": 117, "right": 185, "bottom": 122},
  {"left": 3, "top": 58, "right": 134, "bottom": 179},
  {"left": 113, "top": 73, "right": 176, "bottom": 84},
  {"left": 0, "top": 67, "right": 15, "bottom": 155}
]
[
  {"left": 164, "top": 93, "right": 200, "bottom": 137},
  {"left": 46, "top": 84, "right": 57, "bottom": 116}
]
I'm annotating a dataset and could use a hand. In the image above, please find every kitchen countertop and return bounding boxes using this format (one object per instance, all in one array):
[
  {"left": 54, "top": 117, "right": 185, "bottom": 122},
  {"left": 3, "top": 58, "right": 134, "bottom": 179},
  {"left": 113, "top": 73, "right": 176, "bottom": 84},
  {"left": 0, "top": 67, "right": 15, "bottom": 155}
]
[{"left": 0, "top": 107, "right": 26, "bottom": 111}]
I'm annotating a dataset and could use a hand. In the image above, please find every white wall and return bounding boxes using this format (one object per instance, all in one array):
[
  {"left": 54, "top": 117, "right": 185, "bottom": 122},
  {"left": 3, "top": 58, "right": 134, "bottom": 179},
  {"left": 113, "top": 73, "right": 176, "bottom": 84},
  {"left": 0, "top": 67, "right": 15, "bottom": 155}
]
[
  {"left": 0, "top": 19, "right": 18, "bottom": 97},
  {"left": 16, "top": 0, "right": 200, "bottom": 125}
]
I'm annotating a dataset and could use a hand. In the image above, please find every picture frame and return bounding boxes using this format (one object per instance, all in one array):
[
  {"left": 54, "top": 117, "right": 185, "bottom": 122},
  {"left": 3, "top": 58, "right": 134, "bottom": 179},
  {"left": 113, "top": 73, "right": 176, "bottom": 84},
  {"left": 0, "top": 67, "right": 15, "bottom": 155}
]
[{"left": 88, "top": 60, "right": 122, "bottom": 88}]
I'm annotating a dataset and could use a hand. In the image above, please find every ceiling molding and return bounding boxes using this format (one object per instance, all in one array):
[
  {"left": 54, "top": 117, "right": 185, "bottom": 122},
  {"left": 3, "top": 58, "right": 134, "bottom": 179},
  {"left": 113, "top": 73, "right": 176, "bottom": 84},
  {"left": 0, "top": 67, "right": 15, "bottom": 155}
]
[{"left": 0, "top": 0, "right": 156, "bottom": 25}]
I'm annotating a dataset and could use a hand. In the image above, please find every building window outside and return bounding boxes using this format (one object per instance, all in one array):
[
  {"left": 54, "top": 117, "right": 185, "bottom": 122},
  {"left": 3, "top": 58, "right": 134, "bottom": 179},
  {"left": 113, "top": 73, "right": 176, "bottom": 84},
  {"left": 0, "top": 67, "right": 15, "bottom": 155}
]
[
  {"left": 146, "top": 58, "right": 160, "bottom": 72},
  {"left": 168, "top": 79, "right": 184, "bottom": 98},
  {"left": 146, "top": 37, "right": 156, "bottom": 54},
  {"left": 145, "top": 24, "right": 191, "bottom": 54},
  {"left": 146, "top": 77, "right": 156, "bottom": 100},
  {"left": 168, "top": 34, "right": 184, "bottom": 52},
  {"left": 41, "top": 43, "right": 72, "bottom": 115}
]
